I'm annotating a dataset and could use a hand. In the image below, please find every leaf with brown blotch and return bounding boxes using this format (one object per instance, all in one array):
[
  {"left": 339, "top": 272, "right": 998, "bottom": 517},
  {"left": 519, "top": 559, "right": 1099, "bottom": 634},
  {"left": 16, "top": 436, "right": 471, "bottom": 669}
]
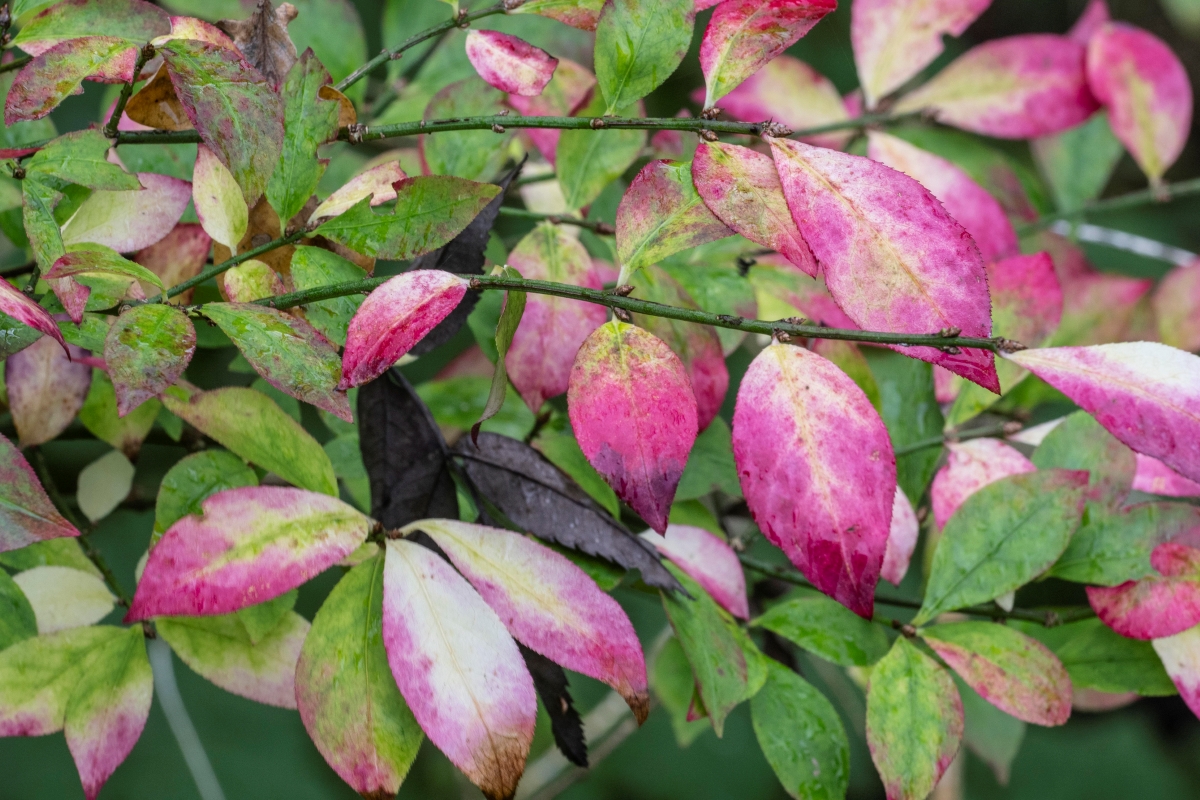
[
  {"left": 123, "top": 64, "right": 193, "bottom": 132},
  {"left": 217, "top": 0, "right": 299, "bottom": 90}
]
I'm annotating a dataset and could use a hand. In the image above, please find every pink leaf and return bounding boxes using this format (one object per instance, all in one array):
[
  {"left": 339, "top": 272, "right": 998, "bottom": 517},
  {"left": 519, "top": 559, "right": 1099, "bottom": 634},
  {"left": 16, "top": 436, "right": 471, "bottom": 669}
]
[
  {"left": 1154, "top": 258, "right": 1200, "bottom": 353},
  {"left": 1087, "top": 542, "right": 1200, "bottom": 640},
  {"left": 6, "top": 338, "right": 91, "bottom": 448},
  {"left": 1068, "top": 0, "right": 1110, "bottom": 43},
  {"left": 61, "top": 173, "right": 192, "bottom": 253},
  {"left": 989, "top": 252, "right": 1063, "bottom": 347},
  {"left": 699, "top": 0, "right": 836, "bottom": 108},
  {"left": 308, "top": 161, "right": 408, "bottom": 224},
  {"left": 930, "top": 438, "right": 1036, "bottom": 531},
  {"left": 0, "top": 277, "right": 66, "bottom": 349},
  {"left": 866, "top": 132, "right": 1017, "bottom": 263},
  {"left": 1133, "top": 454, "right": 1200, "bottom": 498},
  {"left": 1152, "top": 624, "right": 1200, "bottom": 721},
  {"left": 126, "top": 486, "right": 371, "bottom": 621},
  {"left": 465, "top": 30, "right": 558, "bottom": 97},
  {"left": 412, "top": 519, "right": 649, "bottom": 721},
  {"left": 692, "top": 141, "right": 817, "bottom": 276},
  {"left": 132, "top": 223, "right": 212, "bottom": 302},
  {"left": 882, "top": 488, "right": 918, "bottom": 586},
  {"left": 1005, "top": 343, "right": 1200, "bottom": 484},
  {"left": 732, "top": 342, "right": 896, "bottom": 618},
  {"left": 0, "top": 431, "right": 80, "bottom": 551},
  {"left": 507, "top": 57, "right": 596, "bottom": 164},
  {"left": 895, "top": 34, "right": 1099, "bottom": 139},
  {"left": 568, "top": 321, "right": 698, "bottom": 532},
  {"left": 1086, "top": 23, "right": 1193, "bottom": 184},
  {"left": 382, "top": 539, "right": 535, "bottom": 800},
  {"left": 851, "top": 0, "right": 993, "bottom": 108},
  {"left": 340, "top": 270, "right": 470, "bottom": 389},
  {"left": 640, "top": 524, "right": 749, "bottom": 619},
  {"left": 716, "top": 55, "right": 854, "bottom": 149},
  {"left": 769, "top": 138, "right": 999, "bottom": 391},
  {"left": 505, "top": 225, "right": 607, "bottom": 413},
  {"left": 748, "top": 256, "right": 858, "bottom": 329}
]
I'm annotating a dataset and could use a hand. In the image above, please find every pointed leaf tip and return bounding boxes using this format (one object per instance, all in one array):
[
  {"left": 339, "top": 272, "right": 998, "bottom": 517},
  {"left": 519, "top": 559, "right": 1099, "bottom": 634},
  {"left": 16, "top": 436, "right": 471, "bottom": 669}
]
[{"left": 466, "top": 30, "right": 558, "bottom": 97}]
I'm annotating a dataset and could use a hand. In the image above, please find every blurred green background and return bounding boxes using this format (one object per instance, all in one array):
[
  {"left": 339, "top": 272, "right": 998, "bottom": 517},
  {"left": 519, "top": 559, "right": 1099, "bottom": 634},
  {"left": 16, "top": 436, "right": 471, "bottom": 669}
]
[{"left": 3, "top": 0, "right": 1199, "bottom": 798}]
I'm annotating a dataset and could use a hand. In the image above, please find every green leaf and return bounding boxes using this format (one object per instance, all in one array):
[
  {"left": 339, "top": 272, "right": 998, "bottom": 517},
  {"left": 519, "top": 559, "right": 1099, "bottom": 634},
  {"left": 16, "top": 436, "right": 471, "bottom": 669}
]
[
  {"left": 474, "top": 268, "right": 526, "bottom": 439},
  {"left": 866, "top": 637, "right": 964, "bottom": 800},
  {"left": 0, "top": 539, "right": 102, "bottom": 579},
  {"left": 533, "top": 415, "right": 621, "bottom": 518},
  {"left": 78, "top": 369, "right": 160, "bottom": 457},
  {"left": 915, "top": 470, "right": 1087, "bottom": 625},
  {"left": 863, "top": 348, "right": 944, "bottom": 506},
  {"left": 154, "top": 449, "right": 259, "bottom": 537},
  {"left": 1033, "top": 112, "right": 1125, "bottom": 213},
  {"left": 956, "top": 675, "right": 1025, "bottom": 785},
  {"left": 594, "top": 0, "right": 694, "bottom": 113},
  {"left": 753, "top": 592, "right": 890, "bottom": 667},
  {"left": 556, "top": 91, "right": 646, "bottom": 211},
  {"left": 675, "top": 417, "right": 741, "bottom": 501},
  {"left": 650, "top": 635, "right": 710, "bottom": 747},
  {"left": 314, "top": 176, "right": 500, "bottom": 260},
  {"left": 416, "top": 377, "right": 536, "bottom": 441},
  {"left": 58, "top": 313, "right": 109, "bottom": 352},
  {"left": 12, "top": 0, "right": 169, "bottom": 48},
  {"left": 324, "top": 433, "right": 369, "bottom": 512},
  {"left": 24, "top": 130, "right": 141, "bottom": 192},
  {"left": 236, "top": 590, "right": 298, "bottom": 645},
  {"left": 1052, "top": 618, "right": 1176, "bottom": 696},
  {"left": 104, "top": 303, "right": 195, "bottom": 417},
  {"left": 660, "top": 252, "right": 757, "bottom": 355},
  {"left": 160, "top": 39, "right": 285, "bottom": 203},
  {"left": 662, "top": 564, "right": 759, "bottom": 736},
  {"left": 266, "top": 51, "right": 341, "bottom": 224},
  {"left": 295, "top": 556, "right": 423, "bottom": 796},
  {"left": 285, "top": 0, "right": 369, "bottom": 105},
  {"left": 421, "top": 77, "right": 513, "bottom": 181},
  {"left": 1050, "top": 502, "right": 1200, "bottom": 587},
  {"left": 751, "top": 659, "right": 850, "bottom": 800},
  {"left": 22, "top": 178, "right": 65, "bottom": 270},
  {"left": 0, "top": 569, "right": 36, "bottom": 651},
  {"left": 1032, "top": 411, "right": 1135, "bottom": 508},
  {"left": 290, "top": 245, "right": 366, "bottom": 347},
  {"left": 162, "top": 385, "right": 338, "bottom": 496},
  {"left": 47, "top": 244, "right": 164, "bottom": 290},
  {"left": 0, "top": 313, "right": 44, "bottom": 359}
]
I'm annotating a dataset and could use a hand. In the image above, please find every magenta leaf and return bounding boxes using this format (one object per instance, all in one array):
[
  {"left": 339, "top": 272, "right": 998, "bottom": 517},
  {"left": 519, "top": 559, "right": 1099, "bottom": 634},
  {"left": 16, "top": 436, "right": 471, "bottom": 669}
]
[
  {"left": 692, "top": 141, "right": 817, "bottom": 277},
  {"left": 931, "top": 438, "right": 1036, "bottom": 531},
  {"left": 1006, "top": 343, "right": 1200, "bottom": 484},
  {"left": 699, "top": 0, "right": 836, "bottom": 108},
  {"left": 0, "top": 275, "right": 66, "bottom": 350},
  {"left": 867, "top": 132, "right": 1018, "bottom": 263},
  {"left": 507, "top": 57, "right": 595, "bottom": 164},
  {"left": 1088, "top": 542, "right": 1200, "bottom": 640},
  {"left": 465, "top": 29, "right": 558, "bottom": 97},
  {"left": 6, "top": 338, "right": 91, "bottom": 448},
  {"left": 409, "top": 518, "right": 649, "bottom": 721},
  {"left": 382, "top": 538, "right": 536, "bottom": 800},
  {"left": 0, "top": 431, "right": 80, "bottom": 552},
  {"left": 732, "top": 342, "right": 896, "bottom": 618},
  {"left": 640, "top": 524, "right": 748, "bottom": 619},
  {"left": 882, "top": 488, "right": 918, "bottom": 587},
  {"left": 1086, "top": 23, "right": 1192, "bottom": 184},
  {"left": 717, "top": 55, "right": 854, "bottom": 149},
  {"left": 895, "top": 34, "right": 1100, "bottom": 138},
  {"left": 1133, "top": 454, "right": 1200, "bottom": 499},
  {"left": 1068, "top": 0, "right": 1110, "bottom": 43},
  {"left": 341, "top": 271, "right": 470, "bottom": 389},
  {"left": 769, "top": 137, "right": 999, "bottom": 390},
  {"left": 126, "top": 486, "right": 371, "bottom": 621},
  {"left": 568, "top": 320, "right": 699, "bottom": 533},
  {"left": 105, "top": 304, "right": 196, "bottom": 416}
]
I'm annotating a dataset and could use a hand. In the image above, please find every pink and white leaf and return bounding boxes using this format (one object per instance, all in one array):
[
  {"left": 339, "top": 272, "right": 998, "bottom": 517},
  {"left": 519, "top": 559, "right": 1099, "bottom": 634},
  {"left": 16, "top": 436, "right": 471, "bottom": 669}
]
[
  {"left": 851, "top": 0, "right": 993, "bottom": 108},
  {"left": 692, "top": 141, "right": 817, "bottom": 276},
  {"left": 1006, "top": 343, "right": 1200, "bottom": 484},
  {"left": 1152, "top": 624, "right": 1200, "bottom": 721},
  {"left": 1068, "top": 0, "right": 1110, "bottom": 43},
  {"left": 732, "top": 343, "right": 896, "bottom": 618},
  {"left": 507, "top": 57, "right": 595, "bottom": 164},
  {"left": 6, "top": 338, "right": 91, "bottom": 448},
  {"left": 309, "top": 162, "right": 408, "bottom": 224},
  {"left": 989, "top": 252, "right": 1063, "bottom": 347},
  {"left": 867, "top": 131, "right": 1018, "bottom": 263},
  {"left": 894, "top": 34, "right": 1100, "bottom": 139},
  {"left": 716, "top": 55, "right": 853, "bottom": 149},
  {"left": 1088, "top": 542, "right": 1200, "bottom": 640},
  {"left": 466, "top": 30, "right": 558, "bottom": 97},
  {"left": 61, "top": 173, "right": 192, "bottom": 253},
  {"left": 699, "top": 0, "right": 836, "bottom": 108},
  {"left": 0, "top": 278, "right": 67, "bottom": 349},
  {"left": 1133, "top": 454, "right": 1200, "bottom": 498},
  {"left": 769, "top": 137, "right": 999, "bottom": 391},
  {"left": 126, "top": 486, "right": 371, "bottom": 621},
  {"left": 882, "top": 488, "right": 919, "bottom": 586},
  {"left": 382, "top": 538, "right": 535, "bottom": 800},
  {"left": 640, "top": 524, "right": 749, "bottom": 619},
  {"left": 411, "top": 519, "right": 649, "bottom": 721},
  {"left": 0, "top": 431, "right": 80, "bottom": 552},
  {"left": 931, "top": 438, "right": 1036, "bottom": 530},
  {"left": 340, "top": 270, "right": 469, "bottom": 389},
  {"left": 568, "top": 321, "right": 699, "bottom": 533}
]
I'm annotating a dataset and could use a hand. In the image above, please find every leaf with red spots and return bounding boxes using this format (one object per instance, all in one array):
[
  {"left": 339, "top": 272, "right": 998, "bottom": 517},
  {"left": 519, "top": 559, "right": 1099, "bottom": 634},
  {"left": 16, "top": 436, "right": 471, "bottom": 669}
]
[
  {"left": 1087, "top": 542, "right": 1200, "bottom": 640},
  {"left": 732, "top": 342, "right": 895, "bottom": 618},
  {"left": 0, "top": 432, "right": 80, "bottom": 552},
  {"left": 511, "top": 0, "right": 605, "bottom": 30},
  {"left": 105, "top": 304, "right": 195, "bottom": 417},
  {"left": 769, "top": 138, "right": 999, "bottom": 391},
  {"left": 11, "top": 0, "right": 169, "bottom": 56},
  {"left": 466, "top": 30, "right": 558, "bottom": 97},
  {"left": 568, "top": 320, "right": 699, "bottom": 533},
  {"left": 4, "top": 38, "right": 134, "bottom": 124}
]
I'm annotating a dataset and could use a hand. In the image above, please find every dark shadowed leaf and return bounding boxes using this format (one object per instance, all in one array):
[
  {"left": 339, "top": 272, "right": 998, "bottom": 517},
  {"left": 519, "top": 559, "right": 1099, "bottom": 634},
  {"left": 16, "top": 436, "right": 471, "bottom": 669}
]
[{"left": 519, "top": 644, "right": 587, "bottom": 767}]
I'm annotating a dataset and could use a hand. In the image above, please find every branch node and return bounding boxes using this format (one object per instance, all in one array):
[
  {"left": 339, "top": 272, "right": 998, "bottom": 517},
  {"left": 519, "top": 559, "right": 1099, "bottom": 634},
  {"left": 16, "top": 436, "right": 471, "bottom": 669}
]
[
  {"left": 10, "top": 165, "right": 23, "bottom": 180},
  {"left": 940, "top": 345, "right": 961, "bottom": 354},
  {"left": 782, "top": 315, "right": 810, "bottom": 326},
  {"left": 891, "top": 620, "right": 917, "bottom": 638},
  {"left": 1002, "top": 420, "right": 1024, "bottom": 436},
  {"left": 698, "top": 129, "right": 719, "bottom": 142},
  {"left": 456, "top": 8, "right": 470, "bottom": 27},
  {"left": 593, "top": 221, "right": 616, "bottom": 235},
  {"left": 759, "top": 120, "right": 793, "bottom": 138},
  {"left": 469, "top": 277, "right": 483, "bottom": 290},
  {"left": 938, "top": 326, "right": 961, "bottom": 338},
  {"left": 613, "top": 284, "right": 635, "bottom": 297},
  {"left": 772, "top": 329, "right": 792, "bottom": 343},
  {"left": 699, "top": 106, "right": 722, "bottom": 120},
  {"left": 717, "top": 314, "right": 743, "bottom": 325},
  {"left": 995, "top": 337, "right": 1027, "bottom": 353},
  {"left": 503, "top": 0, "right": 526, "bottom": 10},
  {"left": 613, "top": 307, "right": 633, "bottom": 323},
  {"left": 1044, "top": 611, "right": 1062, "bottom": 628},
  {"left": 589, "top": 117, "right": 606, "bottom": 129},
  {"left": 491, "top": 123, "right": 506, "bottom": 133},
  {"left": 346, "top": 123, "right": 367, "bottom": 144}
]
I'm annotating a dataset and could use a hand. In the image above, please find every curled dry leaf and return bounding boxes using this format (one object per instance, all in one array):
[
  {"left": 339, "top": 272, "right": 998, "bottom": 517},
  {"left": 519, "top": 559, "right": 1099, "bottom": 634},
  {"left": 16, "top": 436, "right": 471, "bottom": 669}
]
[
  {"left": 6, "top": 338, "right": 91, "bottom": 448},
  {"left": 126, "top": 486, "right": 371, "bottom": 620},
  {"left": 882, "top": 488, "right": 918, "bottom": 586},
  {"left": 733, "top": 342, "right": 896, "bottom": 618},
  {"left": 340, "top": 270, "right": 470, "bottom": 389},
  {"left": 716, "top": 55, "right": 852, "bottom": 149},
  {"left": 193, "top": 144, "right": 248, "bottom": 251},
  {"left": 640, "top": 524, "right": 748, "bottom": 619},
  {"left": 895, "top": 34, "right": 1100, "bottom": 139},
  {"left": 465, "top": 30, "right": 559, "bottom": 97},
  {"left": 699, "top": 0, "right": 836, "bottom": 108},
  {"left": 0, "top": 432, "right": 80, "bottom": 552},
  {"left": 216, "top": 0, "right": 299, "bottom": 90},
  {"left": 931, "top": 438, "right": 1036, "bottom": 531},
  {"left": 1086, "top": 23, "right": 1193, "bottom": 184},
  {"left": 769, "top": 137, "right": 999, "bottom": 392},
  {"left": 105, "top": 304, "right": 195, "bottom": 417},
  {"left": 1087, "top": 542, "right": 1200, "bottom": 640},
  {"left": 382, "top": 539, "right": 536, "bottom": 800},
  {"left": 568, "top": 320, "right": 699, "bottom": 533},
  {"left": 308, "top": 161, "right": 407, "bottom": 224},
  {"left": 411, "top": 519, "right": 649, "bottom": 722},
  {"left": 1006, "top": 343, "right": 1200, "bottom": 484}
]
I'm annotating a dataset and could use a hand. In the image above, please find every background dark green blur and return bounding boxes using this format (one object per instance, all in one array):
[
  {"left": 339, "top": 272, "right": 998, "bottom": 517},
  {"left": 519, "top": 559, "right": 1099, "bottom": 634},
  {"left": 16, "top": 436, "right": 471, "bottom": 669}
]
[{"left": 3, "top": 1, "right": 1199, "bottom": 798}]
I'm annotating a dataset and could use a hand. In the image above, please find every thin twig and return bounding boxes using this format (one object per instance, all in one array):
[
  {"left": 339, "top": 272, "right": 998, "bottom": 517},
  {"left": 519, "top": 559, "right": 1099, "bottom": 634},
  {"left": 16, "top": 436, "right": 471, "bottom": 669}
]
[
  {"left": 0, "top": 54, "right": 28, "bottom": 74},
  {"left": 497, "top": 207, "right": 615, "bottom": 235},
  {"left": 139, "top": 228, "right": 309, "bottom": 303},
  {"left": 104, "top": 43, "right": 154, "bottom": 139},
  {"left": 147, "top": 639, "right": 228, "bottom": 800},
  {"left": 1015, "top": 176, "right": 1200, "bottom": 235},
  {"left": 893, "top": 421, "right": 1017, "bottom": 457}
]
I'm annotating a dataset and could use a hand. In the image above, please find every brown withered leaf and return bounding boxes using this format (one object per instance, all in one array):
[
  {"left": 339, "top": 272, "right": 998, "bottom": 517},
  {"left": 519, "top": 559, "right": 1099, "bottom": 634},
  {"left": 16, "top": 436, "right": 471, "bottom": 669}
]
[
  {"left": 124, "top": 64, "right": 193, "bottom": 131},
  {"left": 213, "top": 197, "right": 295, "bottom": 293},
  {"left": 217, "top": 0, "right": 299, "bottom": 90},
  {"left": 318, "top": 85, "right": 357, "bottom": 129}
]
